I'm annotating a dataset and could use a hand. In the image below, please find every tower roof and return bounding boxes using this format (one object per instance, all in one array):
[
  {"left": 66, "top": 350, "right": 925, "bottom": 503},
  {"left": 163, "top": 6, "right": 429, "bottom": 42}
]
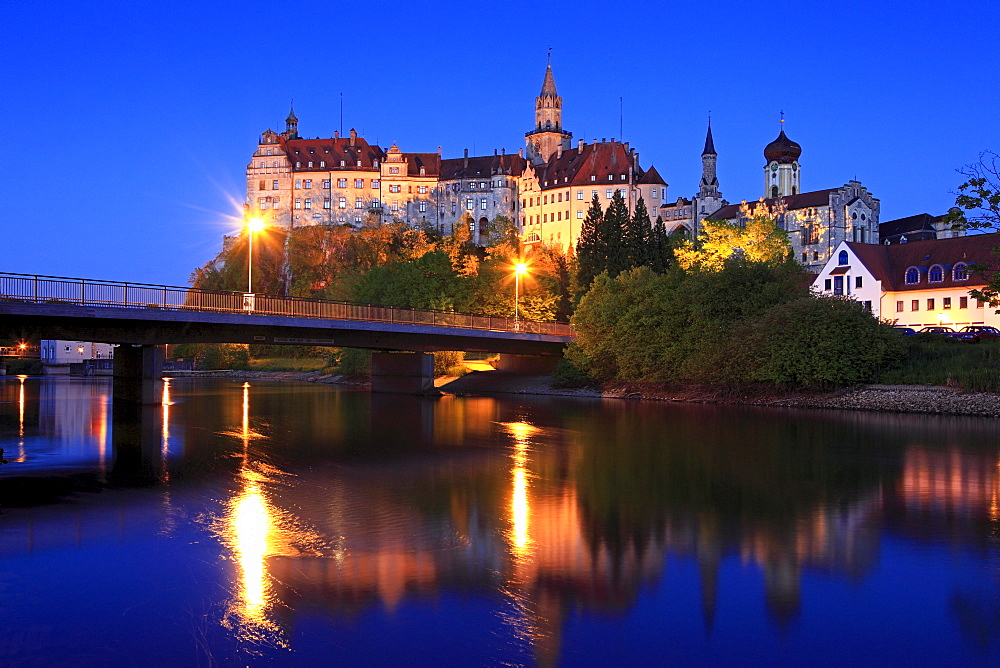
[
  {"left": 286, "top": 105, "right": 298, "bottom": 123},
  {"left": 539, "top": 62, "right": 558, "bottom": 97},
  {"left": 703, "top": 121, "right": 716, "bottom": 156},
  {"left": 764, "top": 129, "right": 801, "bottom": 164}
]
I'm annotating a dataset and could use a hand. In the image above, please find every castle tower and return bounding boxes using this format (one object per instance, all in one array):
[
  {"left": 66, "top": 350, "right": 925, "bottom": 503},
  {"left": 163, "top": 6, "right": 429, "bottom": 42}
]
[
  {"left": 524, "top": 59, "right": 572, "bottom": 165},
  {"left": 284, "top": 105, "right": 299, "bottom": 140},
  {"left": 763, "top": 116, "right": 801, "bottom": 198},
  {"left": 699, "top": 120, "right": 720, "bottom": 199}
]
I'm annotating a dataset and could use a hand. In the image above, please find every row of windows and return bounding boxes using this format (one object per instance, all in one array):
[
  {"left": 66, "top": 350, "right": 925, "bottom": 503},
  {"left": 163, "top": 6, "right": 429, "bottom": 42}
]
[
  {"left": 896, "top": 297, "right": 983, "bottom": 311},
  {"left": 905, "top": 263, "right": 968, "bottom": 284},
  {"left": 525, "top": 211, "right": 575, "bottom": 225},
  {"left": 824, "top": 276, "right": 864, "bottom": 295},
  {"left": 522, "top": 187, "right": 659, "bottom": 209}
]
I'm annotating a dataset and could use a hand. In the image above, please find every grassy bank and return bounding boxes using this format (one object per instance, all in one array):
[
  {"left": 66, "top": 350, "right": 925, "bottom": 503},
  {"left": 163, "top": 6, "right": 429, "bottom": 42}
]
[
  {"left": 877, "top": 336, "right": 1000, "bottom": 391},
  {"left": 246, "top": 357, "right": 330, "bottom": 373}
]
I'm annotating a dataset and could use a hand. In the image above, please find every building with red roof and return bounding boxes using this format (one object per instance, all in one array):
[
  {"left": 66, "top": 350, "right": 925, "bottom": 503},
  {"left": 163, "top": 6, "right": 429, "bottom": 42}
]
[{"left": 812, "top": 235, "right": 1000, "bottom": 328}]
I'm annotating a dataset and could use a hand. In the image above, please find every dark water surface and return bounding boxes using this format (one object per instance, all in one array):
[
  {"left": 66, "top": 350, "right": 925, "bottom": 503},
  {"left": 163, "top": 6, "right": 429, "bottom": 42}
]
[{"left": 1, "top": 376, "right": 999, "bottom": 666}]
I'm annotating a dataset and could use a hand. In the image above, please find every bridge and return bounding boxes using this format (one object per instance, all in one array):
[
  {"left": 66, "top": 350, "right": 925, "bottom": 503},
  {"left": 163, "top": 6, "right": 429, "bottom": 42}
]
[{"left": 0, "top": 272, "right": 574, "bottom": 397}]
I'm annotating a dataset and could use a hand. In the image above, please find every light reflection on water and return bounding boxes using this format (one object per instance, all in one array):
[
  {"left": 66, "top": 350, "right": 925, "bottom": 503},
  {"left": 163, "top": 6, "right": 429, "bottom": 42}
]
[{"left": 0, "top": 377, "right": 999, "bottom": 664}]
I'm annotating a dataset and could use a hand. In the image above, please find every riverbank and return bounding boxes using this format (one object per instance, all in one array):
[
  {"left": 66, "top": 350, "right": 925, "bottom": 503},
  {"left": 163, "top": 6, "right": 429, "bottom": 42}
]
[{"left": 165, "top": 369, "right": 1000, "bottom": 418}]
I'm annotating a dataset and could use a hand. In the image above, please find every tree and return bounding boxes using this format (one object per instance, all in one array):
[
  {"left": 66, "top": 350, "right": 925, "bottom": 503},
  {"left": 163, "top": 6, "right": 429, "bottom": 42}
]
[
  {"left": 950, "top": 151, "right": 1000, "bottom": 311},
  {"left": 622, "top": 196, "right": 652, "bottom": 270},
  {"left": 674, "top": 204, "right": 791, "bottom": 271},
  {"left": 600, "top": 190, "right": 629, "bottom": 277},
  {"left": 648, "top": 215, "right": 671, "bottom": 274},
  {"left": 576, "top": 193, "right": 606, "bottom": 289}
]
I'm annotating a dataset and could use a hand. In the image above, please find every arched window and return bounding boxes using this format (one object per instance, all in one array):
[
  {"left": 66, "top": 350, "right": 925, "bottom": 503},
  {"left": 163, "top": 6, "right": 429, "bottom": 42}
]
[
  {"left": 771, "top": 186, "right": 779, "bottom": 198},
  {"left": 838, "top": 250, "right": 848, "bottom": 265},
  {"left": 928, "top": 265, "right": 944, "bottom": 283},
  {"left": 954, "top": 263, "right": 968, "bottom": 281},
  {"left": 905, "top": 267, "right": 920, "bottom": 285}
]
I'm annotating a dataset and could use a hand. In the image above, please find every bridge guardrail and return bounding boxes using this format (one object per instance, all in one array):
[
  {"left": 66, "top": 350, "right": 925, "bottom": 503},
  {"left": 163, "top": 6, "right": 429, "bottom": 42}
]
[{"left": 0, "top": 272, "right": 575, "bottom": 338}]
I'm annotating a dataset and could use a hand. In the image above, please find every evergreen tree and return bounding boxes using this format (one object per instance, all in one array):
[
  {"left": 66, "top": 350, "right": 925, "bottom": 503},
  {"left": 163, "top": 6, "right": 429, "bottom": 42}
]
[
  {"left": 576, "top": 193, "right": 606, "bottom": 289},
  {"left": 623, "top": 196, "right": 652, "bottom": 270},
  {"left": 601, "top": 189, "right": 629, "bottom": 277},
  {"left": 649, "top": 215, "right": 669, "bottom": 274}
]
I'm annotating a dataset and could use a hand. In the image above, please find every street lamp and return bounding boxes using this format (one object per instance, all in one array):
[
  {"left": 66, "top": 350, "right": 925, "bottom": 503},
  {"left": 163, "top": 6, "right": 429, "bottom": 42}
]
[
  {"left": 246, "top": 216, "right": 265, "bottom": 294},
  {"left": 514, "top": 261, "right": 528, "bottom": 326}
]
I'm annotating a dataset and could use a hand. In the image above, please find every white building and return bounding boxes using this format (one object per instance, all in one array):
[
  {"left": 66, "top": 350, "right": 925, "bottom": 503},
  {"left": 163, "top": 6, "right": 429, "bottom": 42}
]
[
  {"left": 40, "top": 340, "right": 115, "bottom": 375},
  {"left": 812, "top": 235, "right": 1000, "bottom": 328}
]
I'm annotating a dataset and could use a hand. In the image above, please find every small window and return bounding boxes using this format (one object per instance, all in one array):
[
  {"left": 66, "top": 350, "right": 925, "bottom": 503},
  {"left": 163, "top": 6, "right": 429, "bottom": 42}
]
[
  {"left": 338, "top": 178, "right": 347, "bottom": 188},
  {"left": 294, "top": 198, "right": 301, "bottom": 210},
  {"left": 577, "top": 210, "right": 583, "bottom": 219},
  {"left": 338, "top": 197, "right": 347, "bottom": 209},
  {"left": 824, "top": 278, "right": 832, "bottom": 291},
  {"left": 896, "top": 300, "right": 904, "bottom": 312},
  {"left": 355, "top": 179, "right": 364, "bottom": 188},
  {"left": 905, "top": 267, "right": 920, "bottom": 285},
  {"left": 304, "top": 179, "right": 312, "bottom": 189},
  {"left": 389, "top": 167, "right": 399, "bottom": 174},
  {"left": 295, "top": 179, "right": 301, "bottom": 189},
  {"left": 943, "top": 297, "right": 952, "bottom": 309},
  {"left": 855, "top": 276, "right": 863, "bottom": 289},
  {"left": 911, "top": 300, "right": 919, "bottom": 311},
  {"left": 272, "top": 180, "right": 279, "bottom": 190},
  {"left": 954, "top": 263, "right": 968, "bottom": 281},
  {"left": 323, "top": 199, "right": 331, "bottom": 209},
  {"left": 606, "top": 190, "right": 613, "bottom": 199},
  {"left": 927, "top": 298, "right": 935, "bottom": 310},
  {"left": 323, "top": 179, "right": 331, "bottom": 189},
  {"left": 304, "top": 198, "right": 312, "bottom": 209},
  {"left": 960, "top": 296, "right": 968, "bottom": 309},
  {"left": 577, "top": 191, "right": 583, "bottom": 200},
  {"left": 928, "top": 265, "right": 944, "bottom": 283},
  {"left": 838, "top": 250, "right": 848, "bottom": 265}
]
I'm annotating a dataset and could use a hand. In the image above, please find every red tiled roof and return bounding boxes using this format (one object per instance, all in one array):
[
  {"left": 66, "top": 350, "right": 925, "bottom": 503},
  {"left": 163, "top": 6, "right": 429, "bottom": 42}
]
[
  {"left": 846, "top": 234, "right": 1000, "bottom": 291},
  {"left": 711, "top": 189, "right": 838, "bottom": 219},
  {"left": 285, "top": 137, "right": 384, "bottom": 172},
  {"left": 404, "top": 152, "right": 441, "bottom": 177},
  {"left": 637, "top": 164, "right": 666, "bottom": 185},
  {"left": 440, "top": 153, "right": 526, "bottom": 180},
  {"left": 530, "top": 141, "right": 641, "bottom": 191}
]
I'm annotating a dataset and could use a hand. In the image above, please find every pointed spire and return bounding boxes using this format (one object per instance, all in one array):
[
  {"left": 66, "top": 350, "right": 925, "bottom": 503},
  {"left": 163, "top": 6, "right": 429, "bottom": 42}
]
[
  {"left": 702, "top": 117, "right": 716, "bottom": 156},
  {"left": 286, "top": 101, "right": 298, "bottom": 123},
  {"left": 540, "top": 60, "right": 558, "bottom": 97}
]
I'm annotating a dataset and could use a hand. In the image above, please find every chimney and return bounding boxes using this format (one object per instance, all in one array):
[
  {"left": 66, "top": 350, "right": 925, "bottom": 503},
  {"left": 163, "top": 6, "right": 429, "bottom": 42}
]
[
  {"left": 602, "top": 137, "right": 606, "bottom": 143},
  {"left": 349, "top": 128, "right": 357, "bottom": 146},
  {"left": 518, "top": 148, "right": 523, "bottom": 158},
  {"left": 464, "top": 148, "right": 468, "bottom": 168},
  {"left": 578, "top": 139, "right": 584, "bottom": 151},
  {"left": 334, "top": 130, "right": 340, "bottom": 140},
  {"left": 438, "top": 145, "right": 442, "bottom": 156},
  {"left": 624, "top": 142, "right": 630, "bottom": 152},
  {"left": 634, "top": 152, "right": 640, "bottom": 170},
  {"left": 556, "top": 144, "right": 563, "bottom": 159},
  {"left": 501, "top": 148, "right": 506, "bottom": 156},
  {"left": 494, "top": 148, "right": 498, "bottom": 156}
]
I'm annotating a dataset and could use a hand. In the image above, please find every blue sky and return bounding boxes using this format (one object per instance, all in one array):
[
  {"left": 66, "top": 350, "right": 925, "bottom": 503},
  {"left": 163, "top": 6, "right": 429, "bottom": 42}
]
[{"left": 3, "top": 0, "right": 998, "bottom": 286}]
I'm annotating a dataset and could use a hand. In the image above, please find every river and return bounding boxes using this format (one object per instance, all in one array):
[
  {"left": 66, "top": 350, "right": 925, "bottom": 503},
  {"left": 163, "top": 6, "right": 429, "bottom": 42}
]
[{"left": 1, "top": 376, "right": 999, "bottom": 666}]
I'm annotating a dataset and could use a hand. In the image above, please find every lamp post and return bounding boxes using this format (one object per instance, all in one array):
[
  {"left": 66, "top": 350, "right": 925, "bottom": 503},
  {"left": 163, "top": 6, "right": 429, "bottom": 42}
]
[
  {"left": 514, "top": 261, "right": 527, "bottom": 326},
  {"left": 246, "top": 216, "right": 265, "bottom": 294}
]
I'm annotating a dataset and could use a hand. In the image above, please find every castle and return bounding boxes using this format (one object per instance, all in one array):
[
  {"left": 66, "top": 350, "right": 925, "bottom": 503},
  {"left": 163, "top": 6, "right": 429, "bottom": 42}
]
[{"left": 245, "top": 60, "right": 881, "bottom": 270}]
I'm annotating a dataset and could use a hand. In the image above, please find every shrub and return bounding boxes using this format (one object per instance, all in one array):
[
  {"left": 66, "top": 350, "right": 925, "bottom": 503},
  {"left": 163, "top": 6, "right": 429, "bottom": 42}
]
[
  {"left": 433, "top": 350, "right": 465, "bottom": 376},
  {"left": 747, "top": 296, "right": 903, "bottom": 386}
]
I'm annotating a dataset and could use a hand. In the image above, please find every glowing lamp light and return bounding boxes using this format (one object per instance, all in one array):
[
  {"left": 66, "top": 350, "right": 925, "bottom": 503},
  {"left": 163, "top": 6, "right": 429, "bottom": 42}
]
[
  {"left": 513, "top": 261, "right": 529, "bottom": 325},
  {"left": 247, "top": 216, "right": 265, "bottom": 233}
]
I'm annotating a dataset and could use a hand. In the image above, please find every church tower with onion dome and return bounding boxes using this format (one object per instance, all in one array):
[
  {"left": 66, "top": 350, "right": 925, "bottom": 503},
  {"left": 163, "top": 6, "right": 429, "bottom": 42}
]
[{"left": 763, "top": 117, "right": 801, "bottom": 199}]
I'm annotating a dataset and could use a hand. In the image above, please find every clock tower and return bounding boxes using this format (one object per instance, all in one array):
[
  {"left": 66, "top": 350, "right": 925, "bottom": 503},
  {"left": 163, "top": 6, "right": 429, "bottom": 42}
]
[{"left": 763, "top": 118, "right": 801, "bottom": 199}]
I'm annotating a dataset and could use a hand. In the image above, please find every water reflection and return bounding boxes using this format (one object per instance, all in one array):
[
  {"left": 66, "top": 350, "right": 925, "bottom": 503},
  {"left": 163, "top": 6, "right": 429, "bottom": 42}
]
[{"left": 2, "top": 380, "right": 1000, "bottom": 664}]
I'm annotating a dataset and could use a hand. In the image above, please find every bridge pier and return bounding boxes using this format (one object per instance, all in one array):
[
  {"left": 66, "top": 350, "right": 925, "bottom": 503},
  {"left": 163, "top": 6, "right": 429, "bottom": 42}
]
[
  {"left": 371, "top": 352, "right": 436, "bottom": 394},
  {"left": 113, "top": 345, "right": 163, "bottom": 405}
]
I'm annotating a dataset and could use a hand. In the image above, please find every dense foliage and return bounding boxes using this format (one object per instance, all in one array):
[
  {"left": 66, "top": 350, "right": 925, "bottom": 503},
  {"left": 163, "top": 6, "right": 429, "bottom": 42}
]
[
  {"left": 568, "top": 259, "right": 903, "bottom": 387},
  {"left": 950, "top": 151, "right": 1000, "bottom": 312}
]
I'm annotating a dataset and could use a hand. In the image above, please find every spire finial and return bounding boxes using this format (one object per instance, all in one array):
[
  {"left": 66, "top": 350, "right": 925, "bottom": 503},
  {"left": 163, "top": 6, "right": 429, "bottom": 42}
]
[{"left": 779, "top": 110, "right": 785, "bottom": 127}]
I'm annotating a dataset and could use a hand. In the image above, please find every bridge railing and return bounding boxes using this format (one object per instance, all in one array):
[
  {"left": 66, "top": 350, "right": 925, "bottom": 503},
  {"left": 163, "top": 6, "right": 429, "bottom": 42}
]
[{"left": 0, "top": 272, "right": 575, "bottom": 337}]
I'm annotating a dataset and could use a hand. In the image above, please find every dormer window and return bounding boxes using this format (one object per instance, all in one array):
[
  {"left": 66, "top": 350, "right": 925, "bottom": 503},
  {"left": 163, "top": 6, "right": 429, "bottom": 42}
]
[
  {"left": 340, "top": 160, "right": 346, "bottom": 167},
  {"left": 591, "top": 175, "right": 596, "bottom": 182},
  {"left": 928, "top": 265, "right": 944, "bottom": 283},
  {"left": 905, "top": 267, "right": 920, "bottom": 285},
  {"left": 357, "top": 161, "right": 362, "bottom": 167},
  {"left": 838, "top": 250, "right": 848, "bottom": 266},
  {"left": 954, "top": 263, "right": 968, "bottom": 281}
]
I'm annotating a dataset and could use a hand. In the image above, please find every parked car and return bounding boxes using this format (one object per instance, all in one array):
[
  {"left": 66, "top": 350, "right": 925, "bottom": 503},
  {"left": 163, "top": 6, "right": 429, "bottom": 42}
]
[
  {"left": 893, "top": 326, "right": 917, "bottom": 336},
  {"left": 956, "top": 325, "right": 1000, "bottom": 343},
  {"left": 917, "top": 326, "right": 957, "bottom": 336}
]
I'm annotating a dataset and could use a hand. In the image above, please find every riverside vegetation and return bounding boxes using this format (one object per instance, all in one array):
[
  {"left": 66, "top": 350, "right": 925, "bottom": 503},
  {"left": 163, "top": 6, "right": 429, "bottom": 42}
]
[{"left": 169, "top": 195, "right": 1000, "bottom": 394}]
